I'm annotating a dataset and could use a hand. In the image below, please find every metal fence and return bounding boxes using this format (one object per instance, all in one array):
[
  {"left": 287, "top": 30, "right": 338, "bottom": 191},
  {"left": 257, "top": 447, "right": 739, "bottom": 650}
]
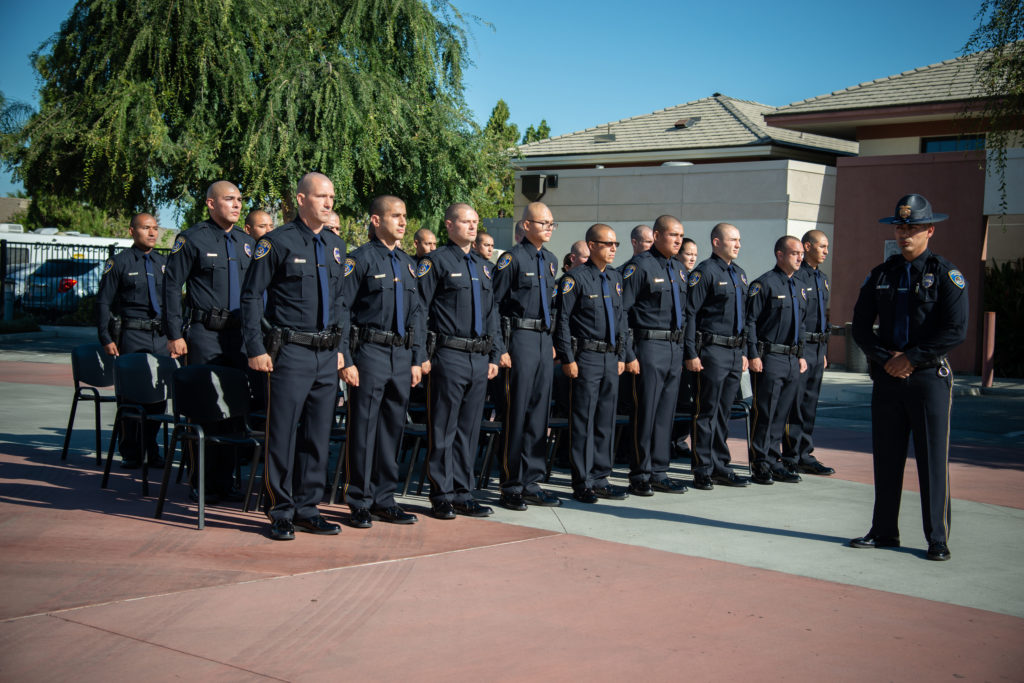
[{"left": 1, "top": 240, "right": 169, "bottom": 321}]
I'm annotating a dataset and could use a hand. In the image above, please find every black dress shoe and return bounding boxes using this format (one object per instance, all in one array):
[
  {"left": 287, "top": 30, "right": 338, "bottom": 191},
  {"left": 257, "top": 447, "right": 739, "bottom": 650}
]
[
  {"left": 499, "top": 491, "right": 528, "bottom": 511},
  {"left": 927, "top": 542, "right": 951, "bottom": 561},
  {"left": 120, "top": 458, "right": 142, "bottom": 470},
  {"left": 797, "top": 461, "right": 835, "bottom": 475},
  {"left": 452, "top": 500, "right": 493, "bottom": 517},
  {"left": 294, "top": 515, "right": 341, "bottom": 535},
  {"left": 627, "top": 481, "right": 654, "bottom": 497},
  {"left": 146, "top": 454, "right": 166, "bottom": 469},
  {"left": 692, "top": 474, "right": 714, "bottom": 491},
  {"left": 371, "top": 505, "right": 418, "bottom": 524},
  {"left": 523, "top": 489, "right": 561, "bottom": 507},
  {"left": 269, "top": 518, "right": 295, "bottom": 541},
  {"left": 749, "top": 464, "right": 774, "bottom": 485},
  {"left": 572, "top": 488, "right": 598, "bottom": 504},
  {"left": 673, "top": 444, "right": 693, "bottom": 460},
  {"left": 712, "top": 471, "right": 750, "bottom": 487},
  {"left": 592, "top": 484, "right": 628, "bottom": 500},
  {"left": 348, "top": 507, "right": 373, "bottom": 529},
  {"left": 651, "top": 478, "right": 687, "bottom": 493},
  {"left": 771, "top": 468, "right": 802, "bottom": 483},
  {"left": 849, "top": 534, "right": 901, "bottom": 549},
  {"left": 431, "top": 501, "right": 457, "bottom": 520}
]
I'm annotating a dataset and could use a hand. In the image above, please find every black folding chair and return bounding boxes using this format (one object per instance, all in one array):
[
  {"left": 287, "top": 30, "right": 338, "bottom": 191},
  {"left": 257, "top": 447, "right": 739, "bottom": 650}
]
[
  {"left": 155, "top": 365, "right": 261, "bottom": 530},
  {"left": 101, "top": 353, "right": 180, "bottom": 496},
  {"left": 61, "top": 344, "right": 117, "bottom": 465}
]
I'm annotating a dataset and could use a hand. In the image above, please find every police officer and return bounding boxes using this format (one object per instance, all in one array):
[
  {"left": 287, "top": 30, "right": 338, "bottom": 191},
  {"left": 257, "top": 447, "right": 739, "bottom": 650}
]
[
  {"left": 413, "top": 228, "right": 438, "bottom": 259},
  {"left": 242, "top": 172, "right": 347, "bottom": 541},
  {"left": 417, "top": 203, "right": 503, "bottom": 519},
  {"left": 850, "top": 194, "right": 968, "bottom": 562},
  {"left": 492, "top": 201, "right": 559, "bottom": 510},
  {"left": 685, "top": 222, "right": 751, "bottom": 490},
  {"left": 244, "top": 210, "right": 275, "bottom": 240},
  {"left": 341, "top": 195, "right": 425, "bottom": 528},
  {"left": 96, "top": 212, "right": 168, "bottom": 469},
  {"left": 672, "top": 237, "right": 700, "bottom": 460},
  {"left": 555, "top": 224, "right": 635, "bottom": 503},
  {"left": 746, "top": 236, "right": 808, "bottom": 484},
  {"left": 783, "top": 230, "right": 836, "bottom": 476},
  {"left": 621, "top": 215, "right": 689, "bottom": 495}
]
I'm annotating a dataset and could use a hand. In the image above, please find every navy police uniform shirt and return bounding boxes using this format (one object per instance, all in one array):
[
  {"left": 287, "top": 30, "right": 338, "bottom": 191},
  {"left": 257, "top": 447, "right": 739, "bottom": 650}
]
[
  {"left": 240, "top": 219, "right": 349, "bottom": 357},
  {"left": 342, "top": 239, "right": 426, "bottom": 365},
  {"left": 745, "top": 266, "right": 807, "bottom": 358},
  {"left": 852, "top": 249, "right": 968, "bottom": 367},
  {"left": 163, "top": 220, "right": 255, "bottom": 340},
  {"left": 416, "top": 244, "right": 504, "bottom": 364},
  {"left": 684, "top": 253, "right": 748, "bottom": 359},
  {"left": 96, "top": 246, "right": 167, "bottom": 346},
  {"left": 620, "top": 248, "right": 688, "bottom": 332},
  {"left": 492, "top": 241, "right": 559, "bottom": 323},
  {"left": 554, "top": 261, "right": 633, "bottom": 364},
  {"left": 794, "top": 261, "right": 829, "bottom": 337}
]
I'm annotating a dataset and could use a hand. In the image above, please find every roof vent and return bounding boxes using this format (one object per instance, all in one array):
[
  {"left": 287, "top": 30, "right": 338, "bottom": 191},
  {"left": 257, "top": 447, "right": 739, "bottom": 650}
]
[
  {"left": 594, "top": 133, "right": 616, "bottom": 142},
  {"left": 674, "top": 117, "right": 701, "bottom": 129}
]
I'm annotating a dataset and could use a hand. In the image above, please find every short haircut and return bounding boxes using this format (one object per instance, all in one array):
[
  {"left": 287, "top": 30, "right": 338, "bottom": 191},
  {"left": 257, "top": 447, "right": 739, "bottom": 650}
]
[
  {"left": 414, "top": 228, "right": 434, "bottom": 243},
  {"left": 206, "top": 180, "right": 237, "bottom": 200},
  {"left": 652, "top": 215, "right": 681, "bottom": 234},
  {"left": 630, "top": 225, "right": 651, "bottom": 241},
  {"left": 244, "top": 209, "right": 270, "bottom": 227},
  {"left": 129, "top": 213, "right": 155, "bottom": 229},
  {"left": 296, "top": 172, "right": 330, "bottom": 196},
  {"left": 802, "top": 229, "right": 827, "bottom": 246},
  {"left": 444, "top": 202, "right": 473, "bottom": 223},
  {"left": 369, "top": 194, "right": 402, "bottom": 217},
  {"left": 682, "top": 237, "right": 697, "bottom": 247},
  {"left": 585, "top": 224, "right": 611, "bottom": 243},
  {"left": 710, "top": 222, "right": 734, "bottom": 244},
  {"left": 475, "top": 232, "right": 493, "bottom": 245},
  {"left": 775, "top": 235, "right": 799, "bottom": 254},
  {"left": 570, "top": 240, "right": 589, "bottom": 257}
]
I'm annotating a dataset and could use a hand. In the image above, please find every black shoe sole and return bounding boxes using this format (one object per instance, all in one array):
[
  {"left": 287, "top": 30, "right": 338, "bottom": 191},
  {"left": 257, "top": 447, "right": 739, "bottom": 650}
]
[{"left": 294, "top": 523, "right": 341, "bottom": 535}]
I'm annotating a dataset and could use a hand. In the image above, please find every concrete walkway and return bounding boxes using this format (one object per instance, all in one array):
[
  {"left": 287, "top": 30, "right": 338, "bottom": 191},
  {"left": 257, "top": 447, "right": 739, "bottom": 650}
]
[{"left": 1, "top": 327, "right": 1022, "bottom": 681}]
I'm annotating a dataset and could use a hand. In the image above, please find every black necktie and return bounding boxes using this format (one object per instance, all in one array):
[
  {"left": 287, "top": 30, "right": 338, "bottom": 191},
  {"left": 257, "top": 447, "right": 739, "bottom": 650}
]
[
  {"left": 390, "top": 250, "right": 405, "bottom": 335},
  {"left": 814, "top": 270, "right": 826, "bottom": 333},
  {"left": 788, "top": 277, "right": 800, "bottom": 345},
  {"left": 893, "top": 261, "right": 911, "bottom": 349},
  {"left": 224, "top": 232, "right": 240, "bottom": 311},
  {"left": 601, "top": 271, "right": 615, "bottom": 343},
  {"left": 313, "top": 234, "right": 329, "bottom": 329},
  {"left": 466, "top": 253, "right": 484, "bottom": 336},
  {"left": 728, "top": 264, "right": 744, "bottom": 334},
  {"left": 537, "top": 251, "right": 550, "bottom": 328},
  {"left": 667, "top": 260, "right": 682, "bottom": 329},
  {"left": 144, "top": 253, "right": 161, "bottom": 317}
]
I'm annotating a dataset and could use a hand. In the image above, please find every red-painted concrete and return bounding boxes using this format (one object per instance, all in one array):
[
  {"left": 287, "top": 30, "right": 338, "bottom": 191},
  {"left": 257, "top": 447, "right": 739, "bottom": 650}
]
[{"left": 0, "top": 360, "right": 73, "bottom": 386}]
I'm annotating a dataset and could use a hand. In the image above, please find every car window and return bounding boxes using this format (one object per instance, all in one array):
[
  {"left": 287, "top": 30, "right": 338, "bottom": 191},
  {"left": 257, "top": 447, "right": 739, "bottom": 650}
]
[{"left": 33, "top": 260, "right": 101, "bottom": 277}]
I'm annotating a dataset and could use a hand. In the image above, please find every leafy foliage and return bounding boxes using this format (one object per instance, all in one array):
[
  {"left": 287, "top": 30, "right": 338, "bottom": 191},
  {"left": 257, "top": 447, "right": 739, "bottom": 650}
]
[
  {"left": 985, "top": 258, "right": 1024, "bottom": 377},
  {"left": 521, "top": 119, "right": 551, "bottom": 144}
]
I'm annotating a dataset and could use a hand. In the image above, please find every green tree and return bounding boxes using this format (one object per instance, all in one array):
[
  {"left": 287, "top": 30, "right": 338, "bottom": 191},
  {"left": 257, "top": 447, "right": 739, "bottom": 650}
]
[
  {"left": 521, "top": 119, "right": 551, "bottom": 144},
  {"left": 963, "top": 0, "right": 1024, "bottom": 211},
  {"left": 2, "top": 0, "right": 487, "bottom": 229},
  {"left": 474, "top": 98, "right": 519, "bottom": 218}
]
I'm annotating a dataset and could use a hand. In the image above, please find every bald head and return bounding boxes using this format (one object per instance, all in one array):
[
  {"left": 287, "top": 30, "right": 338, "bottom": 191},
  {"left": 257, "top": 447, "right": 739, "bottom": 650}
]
[
  {"left": 414, "top": 228, "right": 438, "bottom": 257},
  {"left": 801, "top": 229, "right": 829, "bottom": 268},
  {"left": 520, "top": 202, "right": 554, "bottom": 247},
  {"left": 206, "top": 180, "right": 238, "bottom": 201},
  {"left": 710, "top": 223, "right": 741, "bottom": 263},
  {"left": 295, "top": 173, "right": 335, "bottom": 230},
  {"left": 630, "top": 224, "right": 653, "bottom": 255},
  {"left": 297, "top": 172, "right": 331, "bottom": 197},
  {"left": 205, "top": 181, "right": 241, "bottom": 229},
  {"left": 244, "top": 210, "right": 274, "bottom": 239}
]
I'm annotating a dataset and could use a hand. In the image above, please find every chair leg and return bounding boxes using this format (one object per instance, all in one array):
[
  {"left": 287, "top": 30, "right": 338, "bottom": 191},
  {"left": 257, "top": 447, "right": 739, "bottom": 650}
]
[
  {"left": 330, "top": 439, "right": 346, "bottom": 505},
  {"left": 401, "top": 437, "right": 418, "bottom": 497},
  {"left": 243, "top": 443, "right": 262, "bottom": 513},
  {"left": 476, "top": 436, "right": 495, "bottom": 490},
  {"left": 94, "top": 398, "right": 103, "bottom": 466},
  {"left": 155, "top": 428, "right": 180, "bottom": 520},
  {"left": 101, "top": 408, "right": 122, "bottom": 488},
  {"left": 414, "top": 437, "right": 430, "bottom": 496},
  {"left": 60, "top": 394, "right": 79, "bottom": 461}
]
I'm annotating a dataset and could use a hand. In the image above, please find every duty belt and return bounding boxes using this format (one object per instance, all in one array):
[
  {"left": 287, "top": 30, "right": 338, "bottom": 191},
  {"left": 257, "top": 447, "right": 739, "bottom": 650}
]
[
  {"left": 284, "top": 328, "right": 342, "bottom": 351},
  {"left": 510, "top": 317, "right": 548, "bottom": 332},
  {"left": 634, "top": 328, "right": 684, "bottom": 342},
  {"left": 761, "top": 342, "right": 802, "bottom": 356},
  {"left": 578, "top": 338, "right": 617, "bottom": 354},
  {"left": 913, "top": 356, "right": 949, "bottom": 370},
  {"left": 438, "top": 334, "right": 492, "bottom": 355},
  {"left": 359, "top": 327, "right": 408, "bottom": 348},
  {"left": 123, "top": 318, "right": 163, "bottom": 333},
  {"left": 700, "top": 332, "right": 744, "bottom": 348},
  {"left": 192, "top": 307, "right": 241, "bottom": 330},
  {"left": 803, "top": 331, "right": 830, "bottom": 344}
]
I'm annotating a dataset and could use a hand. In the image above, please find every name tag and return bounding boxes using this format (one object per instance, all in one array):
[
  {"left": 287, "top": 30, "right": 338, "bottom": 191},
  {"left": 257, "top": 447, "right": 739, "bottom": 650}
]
[
  {"left": 293, "top": 258, "right": 306, "bottom": 264},
  {"left": 128, "top": 271, "right": 139, "bottom": 276},
  {"left": 587, "top": 294, "right": 598, "bottom": 299},
  {"left": 525, "top": 272, "right": 535, "bottom": 276},
  {"left": 718, "top": 281, "right": 728, "bottom": 286},
  {"left": 876, "top": 284, "right": 890, "bottom": 290},
  {"left": 206, "top": 253, "right": 219, "bottom": 257},
  {"left": 373, "top": 273, "right": 386, "bottom": 279},
  {"left": 450, "top": 272, "right": 463, "bottom": 277},
  {"left": 653, "top": 278, "right": 665, "bottom": 283},
  {"left": 776, "top": 295, "right": 785, "bottom": 299}
]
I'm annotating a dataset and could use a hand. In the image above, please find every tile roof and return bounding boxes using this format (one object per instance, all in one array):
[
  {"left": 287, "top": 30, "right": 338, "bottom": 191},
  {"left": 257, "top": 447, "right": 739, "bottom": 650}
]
[
  {"left": 516, "top": 94, "right": 858, "bottom": 158},
  {"left": 771, "top": 50, "right": 990, "bottom": 116}
]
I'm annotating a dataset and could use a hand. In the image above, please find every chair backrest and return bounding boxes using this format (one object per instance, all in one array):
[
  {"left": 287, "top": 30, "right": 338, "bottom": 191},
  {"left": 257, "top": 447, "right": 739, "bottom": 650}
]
[
  {"left": 114, "top": 353, "right": 180, "bottom": 404},
  {"left": 70, "top": 343, "right": 115, "bottom": 389},
  {"left": 171, "top": 364, "right": 251, "bottom": 424}
]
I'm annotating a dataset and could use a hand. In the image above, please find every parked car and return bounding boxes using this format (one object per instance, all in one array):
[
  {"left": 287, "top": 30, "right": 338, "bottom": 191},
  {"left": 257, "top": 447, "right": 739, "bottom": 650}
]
[
  {"left": 21, "top": 257, "right": 104, "bottom": 314},
  {"left": 3, "top": 262, "right": 38, "bottom": 301}
]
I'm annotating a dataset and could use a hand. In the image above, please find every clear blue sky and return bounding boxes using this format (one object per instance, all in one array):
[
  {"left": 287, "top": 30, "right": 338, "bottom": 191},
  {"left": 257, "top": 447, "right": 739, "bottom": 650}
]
[{"left": 0, "top": 0, "right": 982, "bottom": 204}]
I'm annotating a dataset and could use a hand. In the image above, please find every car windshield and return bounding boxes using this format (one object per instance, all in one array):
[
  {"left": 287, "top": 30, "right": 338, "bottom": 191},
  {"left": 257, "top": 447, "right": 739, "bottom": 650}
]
[{"left": 33, "top": 260, "right": 100, "bottom": 277}]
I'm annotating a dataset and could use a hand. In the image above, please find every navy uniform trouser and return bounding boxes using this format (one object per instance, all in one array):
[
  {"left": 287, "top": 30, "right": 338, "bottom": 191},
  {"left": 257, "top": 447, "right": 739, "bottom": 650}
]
[
  {"left": 868, "top": 363, "right": 953, "bottom": 545},
  {"left": 782, "top": 340, "right": 826, "bottom": 467},
  {"left": 691, "top": 344, "right": 743, "bottom": 477},
  {"left": 344, "top": 342, "right": 412, "bottom": 509},
  {"left": 568, "top": 350, "right": 619, "bottom": 491},
  {"left": 426, "top": 347, "right": 489, "bottom": 504},
  {"left": 498, "top": 329, "right": 552, "bottom": 495},
  {"left": 264, "top": 343, "right": 337, "bottom": 523},
  {"left": 630, "top": 339, "right": 683, "bottom": 484},
  {"left": 749, "top": 352, "right": 801, "bottom": 470},
  {"left": 117, "top": 328, "right": 169, "bottom": 461}
]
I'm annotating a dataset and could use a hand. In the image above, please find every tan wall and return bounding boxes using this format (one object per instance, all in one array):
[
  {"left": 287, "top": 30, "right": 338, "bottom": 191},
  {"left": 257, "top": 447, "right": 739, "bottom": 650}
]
[
  {"left": 828, "top": 152, "right": 986, "bottom": 373},
  {"left": 858, "top": 138, "right": 920, "bottom": 156}
]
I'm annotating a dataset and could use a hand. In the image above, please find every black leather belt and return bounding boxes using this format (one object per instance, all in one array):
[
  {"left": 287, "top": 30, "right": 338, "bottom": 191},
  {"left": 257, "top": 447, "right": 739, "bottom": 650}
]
[
  {"left": 578, "top": 338, "right": 617, "bottom": 353},
  {"left": 914, "top": 356, "right": 949, "bottom": 370},
  {"left": 701, "top": 333, "right": 744, "bottom": 348},
  {"left": 284, "top": 328, "right": 342, "bottom": 351},
  {"left": 635, "top": 328, "right": 684, "bottom": 342},
  {"left": 438, "top": 334, "right": 492, "bottom": 354},
  {"left": 359, "top": 327, "right": 407, "bottom": 348},
  {"left": 123, "top": 318, "right": 163, "bottom": 332},
  {"left": 762, "top": 342, "right": 802, "bottom": 356},
  {"left": 804, "top": 331, "right": 830, "bottom": 344},
  {"left": 510, "top": 317, "right": 549, "bottom": 332},
  {"left": 193, "top": 307, "right": 241, "bottom": 330}
]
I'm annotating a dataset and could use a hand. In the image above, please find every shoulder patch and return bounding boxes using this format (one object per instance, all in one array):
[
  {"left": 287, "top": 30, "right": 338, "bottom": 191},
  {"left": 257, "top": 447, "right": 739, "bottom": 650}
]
[
  {"left": 171, "top": 235, "right": 186, "bottom": 254},
  {"left": 824, "top": 279, "right": 830, "bottom": 291},
  {"left": 408, "top": 263, "right": 416, "bottom": 277},
  {"left": 254, "top": 239, "right": 271, "bottom": 260},
  {"left": 679, "top": 269, "right": 686, "bottom": 283},
  {"left": 416, "top": 259, "right": 432, "bottom": 278},
  {"left": 748, "top": 282, "right": 761, "bottom": 297},
  {"left": 334, "top": 247, "right": 342, "bottom": 264},
  {"left": 496, "top": 253, "right": 512, "bottom": 270},
  {"left": 103, "top": 259, "right": 114, "bottom": 275},
  {"left": 549, "top": 261, "right": 556, "bottom": 278},
  {"left": 483, "top": 264, "right": 492, "bottom": 279},
  {"left": 243, "top": 242, "right": 253, "bottom": 258},
  {"left": 345, "top": 257, "right": 356, "bottom": 277},
  {"left": 161, "top": 264, "right": 166, "bottom": 273},
  {"left": 921, "top": 273, "right": 935, "bottom": 289},
  {"left": 800, "top": 287, "right": 807, "bottom": 300},
  {"left": 561, "top": 277, "right": 575, "bottom": 294},
  {"left": 740, "top": 273, "right": 748, "bottom": 285},
  {"left": 623, "top": 264, "right": 636, "bottom": 279},
  {"left": 949, "top": 269, "right": 965, "bottom": 289},
  {"left": 615, "top": 282, "right": 622, "bottom": 296},
  {"left": 688, "top": 271, "right": 701, "bottom": 287}
]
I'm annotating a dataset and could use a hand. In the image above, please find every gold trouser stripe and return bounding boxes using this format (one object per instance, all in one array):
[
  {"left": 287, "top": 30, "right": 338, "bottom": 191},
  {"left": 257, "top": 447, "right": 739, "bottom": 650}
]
[
  {"left": 500, "top": 366, "right": 512, "bottom": 480},
  {"left": 630, "top": 372, "right": 641, "bottom": 465},
  {"left": 942, "top": 367, "right": 953, "bottom": 540},
  {"left": 690, "top": 370, "right": 702, "bottom": 466}
]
